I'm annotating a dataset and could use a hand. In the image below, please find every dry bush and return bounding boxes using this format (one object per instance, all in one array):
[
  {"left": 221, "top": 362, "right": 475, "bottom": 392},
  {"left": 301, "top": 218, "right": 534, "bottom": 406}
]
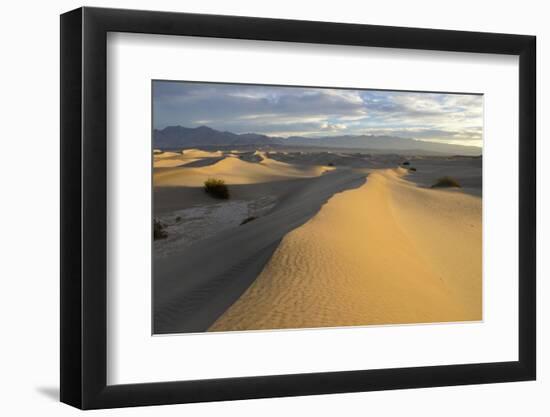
[
  {"left": 431, "top": 176, "right": 461, "bottom": 188},
  {"left": 204, "top": 178, "right": 230, "bottom": 199}
]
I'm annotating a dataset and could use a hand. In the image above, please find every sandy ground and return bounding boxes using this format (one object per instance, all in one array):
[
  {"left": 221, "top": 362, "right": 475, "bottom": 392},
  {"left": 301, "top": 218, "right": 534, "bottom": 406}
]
[
  {"left": 154, "top": 197, "right": 277, "bottom": 258},
  {"left": 210, "top": 167, "right": 481, "bottom": 331},
  {"left": 154, "top": 150, "right": 334, "bottom": 187},
  {"left": 153, "top": 149, "right": 482, "bottom": 334},
  {"left": 153, "top": 149, "right": 224, "bottom": 168},
  {"left": 154, "top": 168, "right": 366, "bottom": 333}
]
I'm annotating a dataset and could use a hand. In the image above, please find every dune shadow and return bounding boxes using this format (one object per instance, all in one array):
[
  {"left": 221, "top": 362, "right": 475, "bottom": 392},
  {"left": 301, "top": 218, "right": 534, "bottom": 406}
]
[
  {"left": 153, "top": 169, "right": 367, "bottom": 334},
  {"left": 178, "top": 157, "right": 224, "bottom": 168}
]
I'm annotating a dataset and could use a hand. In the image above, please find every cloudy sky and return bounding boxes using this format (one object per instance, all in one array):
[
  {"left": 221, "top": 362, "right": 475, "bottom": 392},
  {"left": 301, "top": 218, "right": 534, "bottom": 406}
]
[{"left": 153, "top": 81, "right": 483, "bottom": 147}]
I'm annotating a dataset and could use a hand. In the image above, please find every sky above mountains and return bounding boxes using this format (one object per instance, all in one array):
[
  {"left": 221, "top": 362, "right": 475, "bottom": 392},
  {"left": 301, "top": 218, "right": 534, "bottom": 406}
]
[{"left": 153, "top": 81, "right": 483, "bottom": 148}]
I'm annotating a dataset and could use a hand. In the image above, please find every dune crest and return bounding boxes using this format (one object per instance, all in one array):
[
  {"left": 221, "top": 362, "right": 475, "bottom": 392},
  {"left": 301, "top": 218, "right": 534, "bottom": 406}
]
[
  {"left": 182, "top": 149, "right": 223, "bottom": 159},
  {"left": 153, "top": 149, "right": 219, "bottom": 168},
  {"left": 153, "top": 169, "right": 366, "bottom": 333},
  {"left": 210, "top": 169, "right": 481, "bottom": 331},
  {"left": 154, "top": 155, "right": 333, "bottom": 187}
]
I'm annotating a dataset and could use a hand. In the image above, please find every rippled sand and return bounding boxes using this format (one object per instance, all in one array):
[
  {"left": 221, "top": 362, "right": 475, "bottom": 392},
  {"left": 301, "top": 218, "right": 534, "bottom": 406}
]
[{"left": 210, "top": 168, "right": 481, "bottom": 331}]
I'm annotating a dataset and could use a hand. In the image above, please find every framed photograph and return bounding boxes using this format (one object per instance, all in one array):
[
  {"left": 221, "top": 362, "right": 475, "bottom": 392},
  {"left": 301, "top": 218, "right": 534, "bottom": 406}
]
[{"left": 60, "top": 7, "right": 536, "bottom": 409}]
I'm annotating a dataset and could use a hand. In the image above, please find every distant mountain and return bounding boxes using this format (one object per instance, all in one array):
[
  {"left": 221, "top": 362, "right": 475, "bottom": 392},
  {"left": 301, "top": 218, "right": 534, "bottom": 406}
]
[
  {"left": 154, "top": 126, "right": 280, "bottom": 148},
  {"left": 153, "top": 125, "right": 481, "bottom": 156},
  {"left": 285, "top": 134, "right": 481, "bottom": 155}
]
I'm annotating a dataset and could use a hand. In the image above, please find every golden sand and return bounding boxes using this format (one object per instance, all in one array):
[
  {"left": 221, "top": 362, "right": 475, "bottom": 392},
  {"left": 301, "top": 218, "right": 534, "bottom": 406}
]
[
  {"left": 210, "top": 168, "right": 481, "bottom": 331},
  {"left": 154, "top": 154, "right": 333, "bottom": 187}
]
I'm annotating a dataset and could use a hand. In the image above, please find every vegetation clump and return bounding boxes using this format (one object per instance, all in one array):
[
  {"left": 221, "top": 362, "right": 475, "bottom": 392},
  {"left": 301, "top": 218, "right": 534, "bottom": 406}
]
[
  {"left": 409, "top": 167, "right": 417, "bottom": 172},
  {"left": 153, "top": 218, "right": 167, "bottom": 240},
  {"left": 327, "top": 162, "right": 335, "bottom": 167},
  {"left": 431, "top": 176, "right": 461, "bottom": 188},
  {"left": 402, "top": 161, "right": 410, "bottom": 166},
  {"left": 240, "top": 216, "right": 258, "bottom": 225},
  {"left": 204, "top": 178, "right": 230, "bottom": 199}
]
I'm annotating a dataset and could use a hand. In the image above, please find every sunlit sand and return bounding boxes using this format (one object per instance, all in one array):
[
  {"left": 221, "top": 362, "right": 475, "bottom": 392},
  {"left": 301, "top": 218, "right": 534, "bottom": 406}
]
[
  {"left": 153, "top": 151, "right": 482, "bottom": 334},
  {"left": 210, "top": 167, "right": 481, "bottom": 331},
  {"left": 154, "top": 151, "right": 334, "bottom": 186}
]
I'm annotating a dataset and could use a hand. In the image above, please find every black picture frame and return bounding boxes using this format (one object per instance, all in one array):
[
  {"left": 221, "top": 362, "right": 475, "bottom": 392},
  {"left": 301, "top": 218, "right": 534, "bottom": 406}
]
[{"left": 60, "top": 6, "right": 536, "bottom": 410}]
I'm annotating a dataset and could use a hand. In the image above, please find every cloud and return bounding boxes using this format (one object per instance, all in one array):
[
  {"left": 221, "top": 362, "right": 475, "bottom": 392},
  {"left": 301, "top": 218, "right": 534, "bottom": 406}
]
[
  {"left": 321, "top": 122, "right": 347, "bottom": 132},
  {"left": 153, "top": 81, "right": 483, "bottom": 146}
]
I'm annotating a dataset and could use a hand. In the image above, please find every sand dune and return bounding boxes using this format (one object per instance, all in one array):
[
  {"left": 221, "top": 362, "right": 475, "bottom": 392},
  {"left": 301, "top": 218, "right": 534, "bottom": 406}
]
[
  {"left": 152, "top": 151, "right": 184, "bottom": 167},
  {"left": 210, "top": 168, "right": 481, "bottom": 331},
  {"left": 153, "top": 149, "right": 226, "bottom": 168},
  {"left": 154, "top": 155, "right": 334, "bottom": 187},
  {"left": 405, "top": 157, "right": 482, "bottom": 196},
  {"left": 153, "top": 169, "right": 366, "bottom": 334},
  {"left": 182, "top": 149, "right": 223, "bottom": 159},
  {"left": 154, "top": 151, "right": 181, "bottom": 159},
  {"left": 154, "top": 159, "right": 190, "bottom": 168}
]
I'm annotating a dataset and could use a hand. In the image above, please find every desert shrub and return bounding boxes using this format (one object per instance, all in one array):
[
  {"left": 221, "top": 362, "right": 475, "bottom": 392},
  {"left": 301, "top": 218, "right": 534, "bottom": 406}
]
[
  {"left": 327, "top": 162, "right": 335, "bottom": 167},
  {"left": 409, "top": 167, "right": 417, "bottom": 172},
  {"left": 204, "top": 178, "right": 230, "bottom": 199},
  {"left": 153, "top": 219, "right": 167, "bottom": 240},
  {"left": 431, "top": 176, "right": 461, "bottom": 188},
  {"left": 402, "top": 161, "right": 410, "bottom": 166},
  {"left": 175, "top": 216, "right": 182, "bottom": 222},
  {"left": 240, "top": 216, "right": 258, "bottom": 225}
]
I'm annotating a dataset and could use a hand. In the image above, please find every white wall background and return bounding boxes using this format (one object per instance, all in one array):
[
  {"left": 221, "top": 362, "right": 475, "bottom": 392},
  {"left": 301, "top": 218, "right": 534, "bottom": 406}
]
[{"left": 0, "top": 0, "right": 545, "bottom": 415}]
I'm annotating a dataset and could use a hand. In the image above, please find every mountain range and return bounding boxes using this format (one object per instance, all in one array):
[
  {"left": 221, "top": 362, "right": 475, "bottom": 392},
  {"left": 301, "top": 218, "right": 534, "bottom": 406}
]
[{"left": 153, "top": 125, "right": 481, "bottom": 156}]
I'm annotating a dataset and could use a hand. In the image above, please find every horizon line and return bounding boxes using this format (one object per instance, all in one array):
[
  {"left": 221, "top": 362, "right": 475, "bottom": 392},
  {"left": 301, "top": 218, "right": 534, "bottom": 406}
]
[{"left": 153, "top": 124, "right": 482, "bottom": 149}]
